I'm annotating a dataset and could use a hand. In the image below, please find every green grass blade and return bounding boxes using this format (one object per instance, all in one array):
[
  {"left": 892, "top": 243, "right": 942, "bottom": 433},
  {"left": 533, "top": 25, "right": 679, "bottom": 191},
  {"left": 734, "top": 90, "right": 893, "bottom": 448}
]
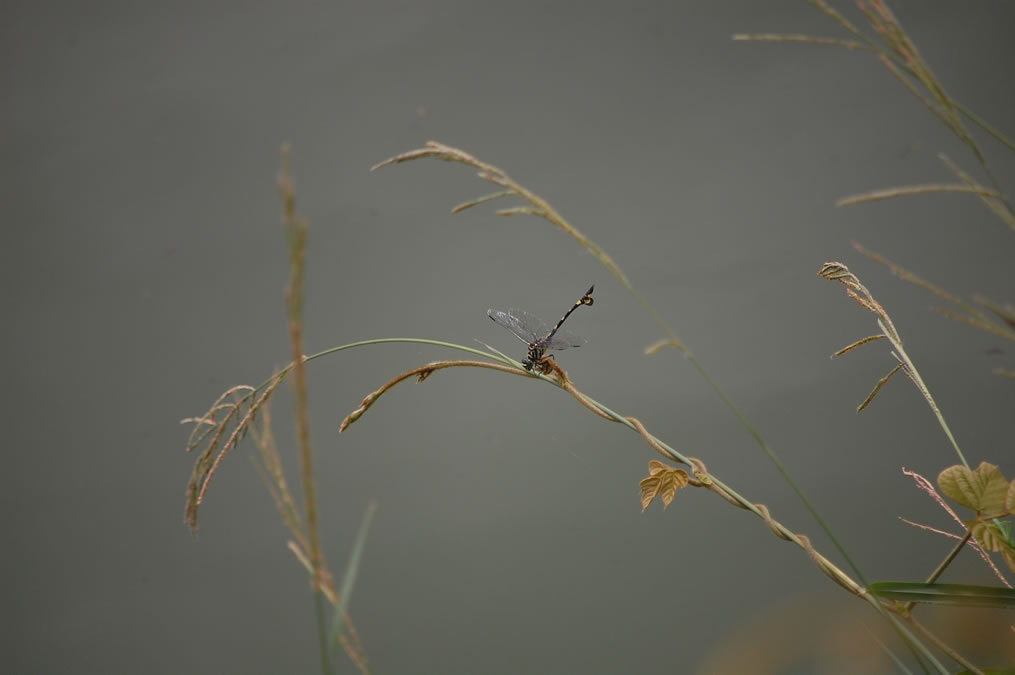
[
  {"left": 869, "top": 582, "right": 1015, "bottom": 608},
  {"left": 329, "top": 501, "right": 378, "bottom": 663}
]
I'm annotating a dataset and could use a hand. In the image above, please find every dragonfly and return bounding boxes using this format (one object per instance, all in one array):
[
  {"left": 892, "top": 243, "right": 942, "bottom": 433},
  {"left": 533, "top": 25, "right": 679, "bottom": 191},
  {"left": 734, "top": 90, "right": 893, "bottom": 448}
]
[{"left": 487, "top": 285, "right": 594, "bottom": 373}]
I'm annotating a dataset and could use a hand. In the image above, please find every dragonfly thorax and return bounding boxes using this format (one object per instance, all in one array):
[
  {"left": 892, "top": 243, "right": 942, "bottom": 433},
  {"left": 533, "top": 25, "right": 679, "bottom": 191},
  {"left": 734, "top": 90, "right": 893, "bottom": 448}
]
[{"left": 523, "top": 344, "right": 547, "bottom": 369}]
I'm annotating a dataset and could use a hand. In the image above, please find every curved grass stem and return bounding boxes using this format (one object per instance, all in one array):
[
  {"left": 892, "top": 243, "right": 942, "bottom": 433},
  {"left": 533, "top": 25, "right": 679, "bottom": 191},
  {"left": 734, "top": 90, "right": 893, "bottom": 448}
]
[
  {"left": 334, "top": 351, "right": 964, "bottom": 669},
  {"left": 372, "top": 140, "right": 870, "bottom": 592},
  {"left": 340, "top": 356, "right": 872, "bottom": 599}
]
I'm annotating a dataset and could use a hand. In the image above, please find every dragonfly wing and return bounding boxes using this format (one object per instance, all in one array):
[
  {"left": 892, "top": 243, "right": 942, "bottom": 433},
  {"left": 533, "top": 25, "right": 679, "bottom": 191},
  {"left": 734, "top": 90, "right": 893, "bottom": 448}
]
[
  {"left": 488, "top": 309, "right": 541, "bottom": 345},
  {"left": 506, "top": 309, "right": 551, "bottom": 338},
  {"left": 541, "top": 327, "right": 586, "bottom": 351}
]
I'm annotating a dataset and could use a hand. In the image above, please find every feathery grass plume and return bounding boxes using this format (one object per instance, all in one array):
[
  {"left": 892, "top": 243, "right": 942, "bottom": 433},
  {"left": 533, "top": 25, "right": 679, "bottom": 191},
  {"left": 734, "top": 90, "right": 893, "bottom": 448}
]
[
  {"left": 372, "top": 141, "right": 629, "bottom": 287},
  {"left": 818, "top": 261, "right": 968, "bottom": 469},
  {"left": 372, "top": 140, "right": 687, "bottom": 354},
  {"left": 183, "top": 149, "right": 374, "bottom": 673},
  {"left": 182, "top": 375, "right": 288, "bottom": 530},
  {"left": 852, "top": 242, "right": 1015, "bottom": 348},
  {"left": 253, "top": 409, "right": 309, "bottom": 554},
  {"left": 855, "top": 0, "right": 982, "bottom": 162},
  {"left": 737, "top": 0, "right": 1015, "bottom": 226}
]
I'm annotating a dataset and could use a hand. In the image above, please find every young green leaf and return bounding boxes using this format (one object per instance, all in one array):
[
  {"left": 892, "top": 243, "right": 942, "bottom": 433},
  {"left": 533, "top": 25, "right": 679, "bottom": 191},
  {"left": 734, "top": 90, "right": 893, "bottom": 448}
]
[{"left": 938, "top": 462, "right": 1008, "bottom": 513}]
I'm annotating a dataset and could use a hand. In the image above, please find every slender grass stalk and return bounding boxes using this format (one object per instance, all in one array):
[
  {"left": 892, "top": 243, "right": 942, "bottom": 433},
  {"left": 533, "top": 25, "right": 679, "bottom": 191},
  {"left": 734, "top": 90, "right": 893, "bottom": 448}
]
[
  {"left": 836, "top": 184, "right": 1004, "bottom": 207},
  {"left": 278, "top": 147, "right": 330, "bottom": 674},
  {"left": 819, "top": 262, "right": 969, "bottom": 470},
  {"left": 328, "top": 501, "right": 377, "bottom": 669}
]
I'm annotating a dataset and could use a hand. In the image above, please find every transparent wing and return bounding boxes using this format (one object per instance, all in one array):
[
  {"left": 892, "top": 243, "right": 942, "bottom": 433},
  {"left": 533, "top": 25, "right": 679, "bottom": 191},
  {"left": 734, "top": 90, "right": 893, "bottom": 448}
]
[
  {"left": 539, "top": 327, "right": 586, "bottom": 351},
  {"left": 504, "top": 309, "right": 553, "bottom": 339},
  {"left": 488, "top": 308, "right": 545, "bottom": 345},
  {"left": 489, "top": 307, "right": 587, "bottom": 352}
]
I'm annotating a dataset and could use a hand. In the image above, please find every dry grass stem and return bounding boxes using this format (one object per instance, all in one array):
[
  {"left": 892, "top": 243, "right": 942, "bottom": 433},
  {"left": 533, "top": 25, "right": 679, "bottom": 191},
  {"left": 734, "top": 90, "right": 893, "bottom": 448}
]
[
  {"left": 753, "top": 0, "right": 1015, "bottom": 226},
  {"left": 731, "top": 34, "right": 867, "bottom": 50},
  {"left": 819, "top": 261, "right": 968, "bottom": 468},
  {"left": 252, "top": 404, "right": 307, "bottom": 547},
  {"left": 938, "top": 154, "right": 1015, "bottom": 231},
  {"left": 278, "top": 146, "right": 343, "bottom": 670},
  {"left": 836, "top": 183, "right": 1003, "bottom": 207},
  {"left": 832, "top": 333, "right": 887, "bottom": 357},
  {"left": 187, "top": 373, "right": 372, "bottom": 669},
  {"left": 372, "top": 141, "right": 630, "bottom": 288},
  {"left": 934, "top": 309, "right": 1015, "bottom": 343},
  {"left": 852, "top": 243, "right": 969, "bottom": 308},
  {"left": 342, "top": 357, "right": 873, "bottom": 603},
  {"left": 974, "top": 296, "right": 1015, "bottom": 332},
  {"left": 857, "top": 362, "right": 904, "bottom": 412},
  {"left": 807, "top": 0, "right": 862, "bottom": 35},
  {"left": 339, "top": 359, "right": 526, "bottom": 433},
  {"left": 643, "top": 338, "right": 685, "bottom": 355},
  {"left": 852, "top": 243, "right": 1015, "bottom": 345},
  {"left": 858, "top": 1, "right": 978, "bottom": 159}
]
